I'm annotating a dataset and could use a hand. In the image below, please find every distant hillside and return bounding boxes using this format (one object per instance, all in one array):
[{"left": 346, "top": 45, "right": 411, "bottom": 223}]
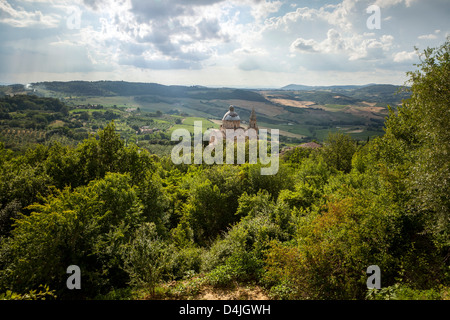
[
  {"left": 0, "top": 84, "right": 30, "bottom": 96},
  {"left": 281, "top": 84, "right": 369, "bottom": 91},
  {"left": 0, "top": 80, "right": 409, "bottom": 143},
  {"left": 346, "top": 84, "right": 410, "bottom": 104},
  {"left": 279, "top": 90, "right": 360, "bottom": 106},
  {"left": 3, "top": 81, "right": 409, "bottom": 106},
  {"left": 30, "top": 81, "right": 268, "bottom": 102},
  {"left": 280, "top": 83, "right": 410, "bottom": 105}
]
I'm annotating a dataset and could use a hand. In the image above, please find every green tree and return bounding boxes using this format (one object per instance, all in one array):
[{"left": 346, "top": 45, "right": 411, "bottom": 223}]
[
  {"left": 403, "top": 40, "right": 450, "bottom": 248},
  {"left": 178, "top": 165, "right": 246, "bottom": 245},
  {"left": 321, "top": 132, "right": 356, "bottom": 173},
  {"left": 243, "top": 162, "right": 295, "bottom": 200},
  {"left": 97, "top": 120, "right": 124, "bottom": 172},
  {"left": 44, "top": 143, "right": 81, "bottom": 189},
  {"left": 138, "top": 169, "right": 170, "bottom": 235},
  {"left": 265, "top": 187, "right": 402, "bottom": 299},
  {"left": 0, "top": 173, "right": 143, "bottom": 297},
  {"left": 281, "top": 146, "right": 313, "bottom": 167},
  {"left": 79, "top": 112, "right": 90, "bottom": 121},
  {"left": 370, "top": 39, "right": 450, "bottom": 277},
  {"left": 203, "top": 193, "right": 286, "bottom": 283},
  {"left": 182, "top": 178, "right": 231, "bottom": 245},
  {"left": 123, "top": 222, "right": 169, "bottom": 294}
]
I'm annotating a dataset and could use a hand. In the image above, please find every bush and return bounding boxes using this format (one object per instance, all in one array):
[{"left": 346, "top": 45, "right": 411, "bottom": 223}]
[
  {"left": 180, "top": 165, "right": 245, "bottom": 245},
  {"left": 268, "top": 280, "right": 297, "bottom": 300},
  {"left": 0, "top": 285, "right": 56, "bottom": 300},
  {"left": 169, "top": 276, "right": 207, "bottom": 298},
  {"left": 207, "top": 265, "right": 235, "bottom": 288},
  {"left": 366, "top": 284, "right": 443, "bottom": 300},
  {"left": 321, "top": 132, "right": 356, "bottom": 173},
  {"left": 265, "top": 187, "right": 402, "bottom": 299},
  {"left": 202, "top": 201, "right": 287, "bottom": 284},
  {"left": 244, "top": 163, "right": 295, "bottom": 200},
  {"left": 0, "top": 173, "right": 143, "bottom": 298},
  {"left": 123, "top": 223, "right": 170, "bottom": 294},
  {"left": 166, "top": 246, "right": 204, "bottom": 280}
]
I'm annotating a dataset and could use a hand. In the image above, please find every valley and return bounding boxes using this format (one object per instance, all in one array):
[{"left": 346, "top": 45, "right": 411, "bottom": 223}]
[{"left": 0, "top": 80, "right": 409, "bottom": 156}]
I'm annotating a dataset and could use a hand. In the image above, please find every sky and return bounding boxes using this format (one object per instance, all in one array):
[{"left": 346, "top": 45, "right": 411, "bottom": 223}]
[{"left": 0, "top": 0, "right": 449, "bottom": 88}]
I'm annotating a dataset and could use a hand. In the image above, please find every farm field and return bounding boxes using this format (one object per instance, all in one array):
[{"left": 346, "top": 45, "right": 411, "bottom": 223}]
[
  {"left": 56, "top": 84, "right": 397, "bottom": 144},
  {"left": 1, "top": 80, "right": 407, "bottom": 154}
]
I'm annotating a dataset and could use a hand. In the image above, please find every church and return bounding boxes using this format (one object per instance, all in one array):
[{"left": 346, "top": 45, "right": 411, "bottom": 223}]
[{"left": 209, "top": 105, "right": 258, "bottom": 145}]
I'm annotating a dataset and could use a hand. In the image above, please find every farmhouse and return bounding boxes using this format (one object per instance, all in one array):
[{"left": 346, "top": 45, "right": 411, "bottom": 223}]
[{"left": 139, "top": 126, "right": 157, "bottom": 134}]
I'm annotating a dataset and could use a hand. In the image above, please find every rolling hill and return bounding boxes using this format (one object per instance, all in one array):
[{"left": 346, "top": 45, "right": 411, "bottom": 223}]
[
  {"left": 1, "top": 81, "right": 410, "bottom": 143},
  {"left": 280, "top": 83, "right": 410, "bottom": 106}
]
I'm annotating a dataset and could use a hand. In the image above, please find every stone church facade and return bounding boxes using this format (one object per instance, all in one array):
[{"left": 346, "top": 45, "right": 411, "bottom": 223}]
[{"left": 209, "top": 105, "right": 258, "bottom": 145}]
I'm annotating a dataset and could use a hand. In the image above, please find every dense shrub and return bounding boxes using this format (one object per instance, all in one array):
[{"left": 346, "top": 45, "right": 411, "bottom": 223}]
[
  {"left": 366, "top": 284, "right": 444, "bottom": 300},
  {"left": 265, "top": 187, "right": 403, "bottom": 299},
  {"left": 203, "top": 192, "right": 288, "bottom": 285},
  {"left": 123, "top": 223, "right": 170, "bottom": 294},
  {"left": 0, "top": 173, "right": 143, "bottom": 298}
]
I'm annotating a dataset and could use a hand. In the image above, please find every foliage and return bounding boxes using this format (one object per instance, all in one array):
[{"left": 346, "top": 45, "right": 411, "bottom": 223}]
[
  {"left": 207, "top": 265, "right": 236, "bottom": 288},
  {"left": 281, "top": 146, "right": 313, "bottom": 166},
  {"left": 403, "top": 40, "right": 450, "bottom": 248},
  {"left": 366, "top": 284, "right": 443, "bottom": 300},
  {"left": 165, "top": 246, "right": 204, "bottom": 280},
  {"left": 202, "top": 191, "right": 288, "bottom": 287},
  {"left": 263, "top": 39, "right": 450, "bottom": 300},
  {"left": 0, "top": 285, "right": 56, "bottom": 300},
  {"left": 178, "top": 165, "right": 246, "bottom": 245},
  {"left": 268, "top": 280, "right": 297, "bottom": 300},
  {"left": 168, "top": 275, "right": 207, "bottom": 298},
  {"left": 265, "top": 185, "right": 405, "bottom": 299},
  {"left": 321, "top": 131, "right": 356, "bottom": 173},
  {"left": 0, "top": 95, "right": 66, "bottom": 113},
  {"left": 0, "top": 172, "right": 143, "bottom": 298},
  {"left": 123, "top": 223, "right": 170, "bottom": 294},
  {"left": 242, "top": 162, "right": 295, "bottom": 200}
]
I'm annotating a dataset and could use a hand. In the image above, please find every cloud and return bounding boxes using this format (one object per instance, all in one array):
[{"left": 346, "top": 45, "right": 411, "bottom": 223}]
[
  {"left": 128, "top": 0, "right": 225, "bottom": 22},
  {"left": 290, "top": 38, "right": 318, "bottom": 53},
  {"left": 73, "top": 0, "right": 238, "bottom": 71},
  {"left": 233, "top": 45, "right": 283, "bottom": 72},
  {"left": 0, "top": 43, "right": 96, "bottom": 74},
  {"left": 418, "top": 33, "right": 437, "bottom": 40},
  {"left": 374, "top": 0, "right": 417, "bottom": 8},
  {"left": 197, "top": 18, "right": 223, "bottom": 40},
  {"left": 0, "top": 0, "right": 60, "bottom": 28},
  {"left": 393, "top": 50, "right": 416, "bottom": 62},
  {"left": 82, "top": 0, "right": 108, "bottom": 11},
  {"left": 250, "top": 0, "right": 282, "bottom": 21},
  {"left": 290, "top": 28, "right": 394, "bottom": 61},
  {"left": 118, "top": 55, "right": 201, "bottom": 70},
  {"left": 0, "top": 0, "right": 447, "bottom": 86}
]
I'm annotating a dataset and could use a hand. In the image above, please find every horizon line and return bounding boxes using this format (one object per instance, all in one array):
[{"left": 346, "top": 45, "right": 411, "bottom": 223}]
[{"left": 0, "top": 80, "right": 407, "bottom": 90}]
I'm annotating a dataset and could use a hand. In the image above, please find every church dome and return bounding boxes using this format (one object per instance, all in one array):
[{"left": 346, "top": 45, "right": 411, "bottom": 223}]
[{"left": 222, "top": 105, "right": 240, "bottom": 121}]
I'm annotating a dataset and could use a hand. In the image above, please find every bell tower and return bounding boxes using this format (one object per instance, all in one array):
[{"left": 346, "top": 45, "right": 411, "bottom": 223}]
[{"left": 248, "top": 107, "right": 258, "bottom": 131}]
